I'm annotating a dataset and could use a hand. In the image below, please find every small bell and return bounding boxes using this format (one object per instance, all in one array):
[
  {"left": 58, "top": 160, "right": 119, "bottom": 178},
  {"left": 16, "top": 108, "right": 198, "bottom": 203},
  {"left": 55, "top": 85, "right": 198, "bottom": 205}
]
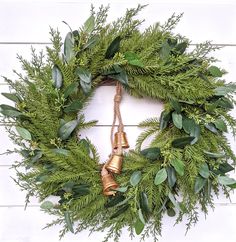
[
  {"left": 113, "top": 131, "right": 129, "bottom": 149},
  {"left": 105, "top": 154, "right": 123, "bottom": 174},
  {"left": 101, "top": 167, "right": 119, "bottom": 196}
]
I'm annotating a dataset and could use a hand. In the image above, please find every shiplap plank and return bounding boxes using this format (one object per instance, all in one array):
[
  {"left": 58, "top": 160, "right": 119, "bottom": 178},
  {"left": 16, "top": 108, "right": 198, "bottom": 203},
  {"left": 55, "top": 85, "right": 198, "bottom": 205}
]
[
  {"left": 0, "top": 205, "right": 235, "bottom": 242},
  {"left": 0, "top": 2, "right": 235, "bottom": 44}
]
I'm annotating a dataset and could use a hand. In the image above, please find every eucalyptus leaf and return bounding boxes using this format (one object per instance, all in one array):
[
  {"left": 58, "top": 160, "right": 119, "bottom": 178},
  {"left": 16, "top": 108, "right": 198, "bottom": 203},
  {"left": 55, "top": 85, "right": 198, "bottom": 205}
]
[
  {"left": 58, "top": 119, "right": 79, "bottom": 140},
  {"left": 64, "top": 82, "right": 79, "bottom": 98},
  {"left": 124, "top": 52, "right": 143, "bottom": 67},
  {"left": 16, "top": 126, "right": 32, "bottom": 140},
  {"left": 1, "top": 92, "right": 20, "bottom": 102},
  {"left": 0, "top": 109, "right": 23, "bottom": 117},
  {"left": 110, "top": 204, "right": 129, "bottom": 219},
  {"left": 190, "top": 123, "right": 200, "bottom": 144},
  {"left": 108, "top": 66, "right": 128, "bottom": 85},
  {"left": 64, "top": 100, "right": 83, "bottom": 113},
  {"left": 166, "top": 166, "right": 177, "bottom": 188},
  {"left": 105, "top": 36, "right": 121, "bottom": 59},
  {"left": 134, "top": 219, "right": 144, "bottom": 235},
  {"left": 170, "top": 98, "right": 181, "bottom": 113},
  {"left": 154, "top": 168, "right": 167, "bottom": 185},
  {"left": 31, "top": 150, "right": 43, "bottom": 163},
  {"left": 64, "top": 32, "right": 75, "bottom": 62},
  {"left": 83, "top": 35, "right": 99, "bottom": 49},
  {"left": 52, "top": 148, "right": 70, "bottom": 156},
  {"left": 218, "top": 163, "right": 234, "bottom": 174},
  {"left": 214, "top": 83, "right": 236, "bottom": 96},
  {"left": 217, "top": 97, "right": 234, "bottom": 109},
  {"left": 170, "top": 159, "right": 185, "bottom": 176},
  {"left": 167, "top": 208, "right": 176, "bottom": 217},
  {"left": 174, "top": 42, "right": 188, "bottom": 55},
  {"left": 208, "top": 66, "right": 223, "bottom": 77},
  {"left": 172, "top": 112, "right": 182, "bottom": 129},
  {"left": 105, "top": 195, "right": 125, "bottom": 208},
  {"left": 171, "top": 136, "right": 195, "bottom": 148},
  {"left": 160, "top": 40, "right": 171, "bottom": 61},
  {"left": 205, "top": 123, "right": 218, "bottom": 134},
  {"left": 40, "top": 201, "right": 54, "bottom": 210},
  {"left": 140, "top": 147, "right": 160, "bottom": 161},
  {"left": 203, "top": 150, "right": 225, "bottom": 158},
  {"left": 52, "top": 65, "right": 63, "bottom": 89},
  {"left": 76, "top": 67, "right": 92, "bottom": 94},
  {"left": 83, "top": 15, "right": 95, "bottom": 33},
  {"left": 138, "top": 208, "right": 146, "bottom": 225},
  {"left": 64, "top": 211, "right": 74, "bottom": 233},
  {"left": 130, "top": 171, "right": 142, "bottom": 187},
  {"left": 140, "top": 192, "right": 150, "bottom": 214},
  {"left": 159, "top": 110, "right": 171, "bottom": 130},
  {"left": 168, "top": 192, "right": 181, "bottom": 211},
  {"left": 199, "top": 163, "right": 210, "bottom": 179},
  {"left": 214, "top": 119, "right": 228, "bottom": 132},
  {"left": 194, "top": 176, "right": 207, "bottom": 194},
  {"left": 218, "top": 176, "right": 236, "bottom": 186},
  {"left": 114, "top": 187, "right": 128, "bottom": 193}
]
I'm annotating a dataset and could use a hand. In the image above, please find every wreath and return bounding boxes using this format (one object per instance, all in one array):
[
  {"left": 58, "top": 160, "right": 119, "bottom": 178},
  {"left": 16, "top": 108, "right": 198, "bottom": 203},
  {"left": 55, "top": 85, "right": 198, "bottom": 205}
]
[{"left": 1, "top": 5, "right": 236, "bottom": 241}]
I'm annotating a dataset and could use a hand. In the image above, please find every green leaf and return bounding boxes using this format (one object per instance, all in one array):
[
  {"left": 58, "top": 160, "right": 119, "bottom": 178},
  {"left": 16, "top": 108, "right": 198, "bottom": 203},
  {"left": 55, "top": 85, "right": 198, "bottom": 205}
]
[
  {"left": 0, "top": 109, "right": 23, "bottom": 117},
  {"left": 194, "top": 176, "right": 207, "bottom": 194},
  {"left": 160, "top": 40, "right": 171, "bottom": 61},
  {"left": 130, "top": 171, "right": 142, "bottom": 187},
  {"left": 124, "top": 52, "right": 143, "bottom": 67},
  {"left": 199, "top": 163, "right": 210, "bottom": 178},
  {"left": 1, "top": 93, "right": 20, "bottom": 102},
  {"left": 75, "top": 67, "right": 92, "bottom": 94},
  {"left": 64, "top": 82, "right": 79, "bottom": 98},
  {"left": 0, "top": 104, "right": 19, "bottom": 111},
  {"left": 170, "top": 98, "right": 181, "bottom": 113},
  {"left": 218, "top": 163, "right": 234, "bottom": 174},
  {"left": 189, "top": 123, "right": 200, "bottom": 144},
  {"left": 114, "top": 187, "right": 128, "bottom": 193},
  {"left": 174, "top": 42, "right": 188, "bottom": 55},
  {"left": 52, "top": 65, "right": 63, "bottom": 89},
  {"left": 108, "top": 66, "right": 128, "bottom": 85},
  {"left": 168, "top": 192, "right": 181, "bottom": 211},
  {"left": 203, "top": 150, "right": 225, "bottom": 158},
  {"left": 105, "top": 195, "right": 125, "bottom": 208},
  {"left": 205, "top": 123, "right": 218, "bottom": 134},
  {"left": 208, "top": 66, "right": 224, "bottom": 77},
  {"left": 134, "top": 219, "right": 144, "bottom": 235},
  {"left": 64, "top": 32, "right": 75, "bottom": 62},
  {"left": 214, "top": 83, "right": 236, "bottom": 96},
  {"left": 166, "top": 166, "right": 177, "bottom": 188},
  {"left": 159, "top": 110, "right": 171, "bottom": 130},
  {"left": 214, "top": 119, "right": 228, "bottom": 132},
  {"left": 172, "top": 112, "right": 182, "bottom": 129},
  {"left": 110, "top": 204, "right": 129, "bottom": 219},
  {"left": 154, "top": 168, "right": 167, "bottom": 185},
  {"left": 138, "top": 208, "right": 146, "bottom": 224},
  {"left": 171, "top": 136, "right": 195, "bottom": 148},
  {"left": 83, "top": 15, "right": 95, "bottom": 33},
  {"left": 140, "top": 192, "right": 150, "bottom": 214},
  {"left": 105, "top": 36, "right": 121, "bottom": 59},
  {"left": 167, "top": 208, "right": 176, "bottom": 217},
  {"left": 31, "top": 150, "right": 43, "bottom": 163},
  {"left": 52, "top": 148, "right": 70, "bottom": 156},
  {"left": 64, "top": 211, "right": 74, "bottom": 233},
  {"left": 218, "top": 176, "right": 236, "bottom": 186},
  {"left": 217, "top": 97, "right": 234, "bottom": 109},
  {"left": 16, "top": 126, "right": 32, "bottom": 140},
  {"left": 40, "top": 201, "right": 54, "bottom": 210},
  {"left": 64, "top": 100, "right": 83, "bottom": 113},
  {"left": 58, "top": 119, "right": 79, "bottom": 140},
  {"left": 83, "top": 35, "right": 99, "bottom": 50},
  {"left": 140, "top": 147, "right": 160, "bottom": 161},
  {"left": 170, "top": 159, "right": 185, "bottom": 176}
]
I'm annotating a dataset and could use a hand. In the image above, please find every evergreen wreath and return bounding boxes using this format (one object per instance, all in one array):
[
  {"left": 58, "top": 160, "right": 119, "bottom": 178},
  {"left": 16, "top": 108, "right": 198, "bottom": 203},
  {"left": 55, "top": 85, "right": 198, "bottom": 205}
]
[{"left": 1, "top": 5, "right": 236, "bottom": 242}]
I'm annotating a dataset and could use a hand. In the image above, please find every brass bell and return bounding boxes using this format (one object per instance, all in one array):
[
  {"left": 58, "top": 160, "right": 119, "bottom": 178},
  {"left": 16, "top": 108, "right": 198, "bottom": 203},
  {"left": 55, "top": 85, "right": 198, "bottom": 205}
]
[
  {"left": 102, "top": 173, "right": 119, "bottom": 196},
  {"left": 105, "top": 154, "right": 123, "bottom": 174},
  {"left": 113, "top": 131, "right": 129, "bottom": 149}
]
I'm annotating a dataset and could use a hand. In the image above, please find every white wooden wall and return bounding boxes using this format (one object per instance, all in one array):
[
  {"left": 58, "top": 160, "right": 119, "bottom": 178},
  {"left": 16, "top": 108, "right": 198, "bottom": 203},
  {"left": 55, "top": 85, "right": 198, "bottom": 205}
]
[{"left": 0, "top": 0, "right": 236, "bottom": 241}]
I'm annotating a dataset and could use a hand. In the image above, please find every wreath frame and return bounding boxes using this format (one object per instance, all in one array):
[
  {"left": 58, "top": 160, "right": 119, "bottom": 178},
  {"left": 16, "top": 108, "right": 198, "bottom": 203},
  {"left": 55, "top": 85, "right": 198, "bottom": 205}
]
[{"left": 1, "top": 5, "right": 236, "bottom": 242}]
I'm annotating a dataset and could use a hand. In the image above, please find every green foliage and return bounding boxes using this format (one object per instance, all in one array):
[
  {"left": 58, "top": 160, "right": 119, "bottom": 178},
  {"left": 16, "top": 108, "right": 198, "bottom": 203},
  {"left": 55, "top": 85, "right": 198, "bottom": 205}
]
[{"left": 1, "top": 4, "right": 236, "bottom": 242}]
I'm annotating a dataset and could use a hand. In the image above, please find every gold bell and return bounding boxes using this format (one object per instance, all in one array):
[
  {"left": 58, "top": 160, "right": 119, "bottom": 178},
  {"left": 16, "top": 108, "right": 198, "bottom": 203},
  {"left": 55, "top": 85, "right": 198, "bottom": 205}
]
[
  {"left": 102, "top": 173, "right": 119, "bottom": 196},
  {"left": 113, "top": 131, "right": 129, "bottom": 149},
  {"left": 105, "top": 154, "right": 123, "bottom": 174}
]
